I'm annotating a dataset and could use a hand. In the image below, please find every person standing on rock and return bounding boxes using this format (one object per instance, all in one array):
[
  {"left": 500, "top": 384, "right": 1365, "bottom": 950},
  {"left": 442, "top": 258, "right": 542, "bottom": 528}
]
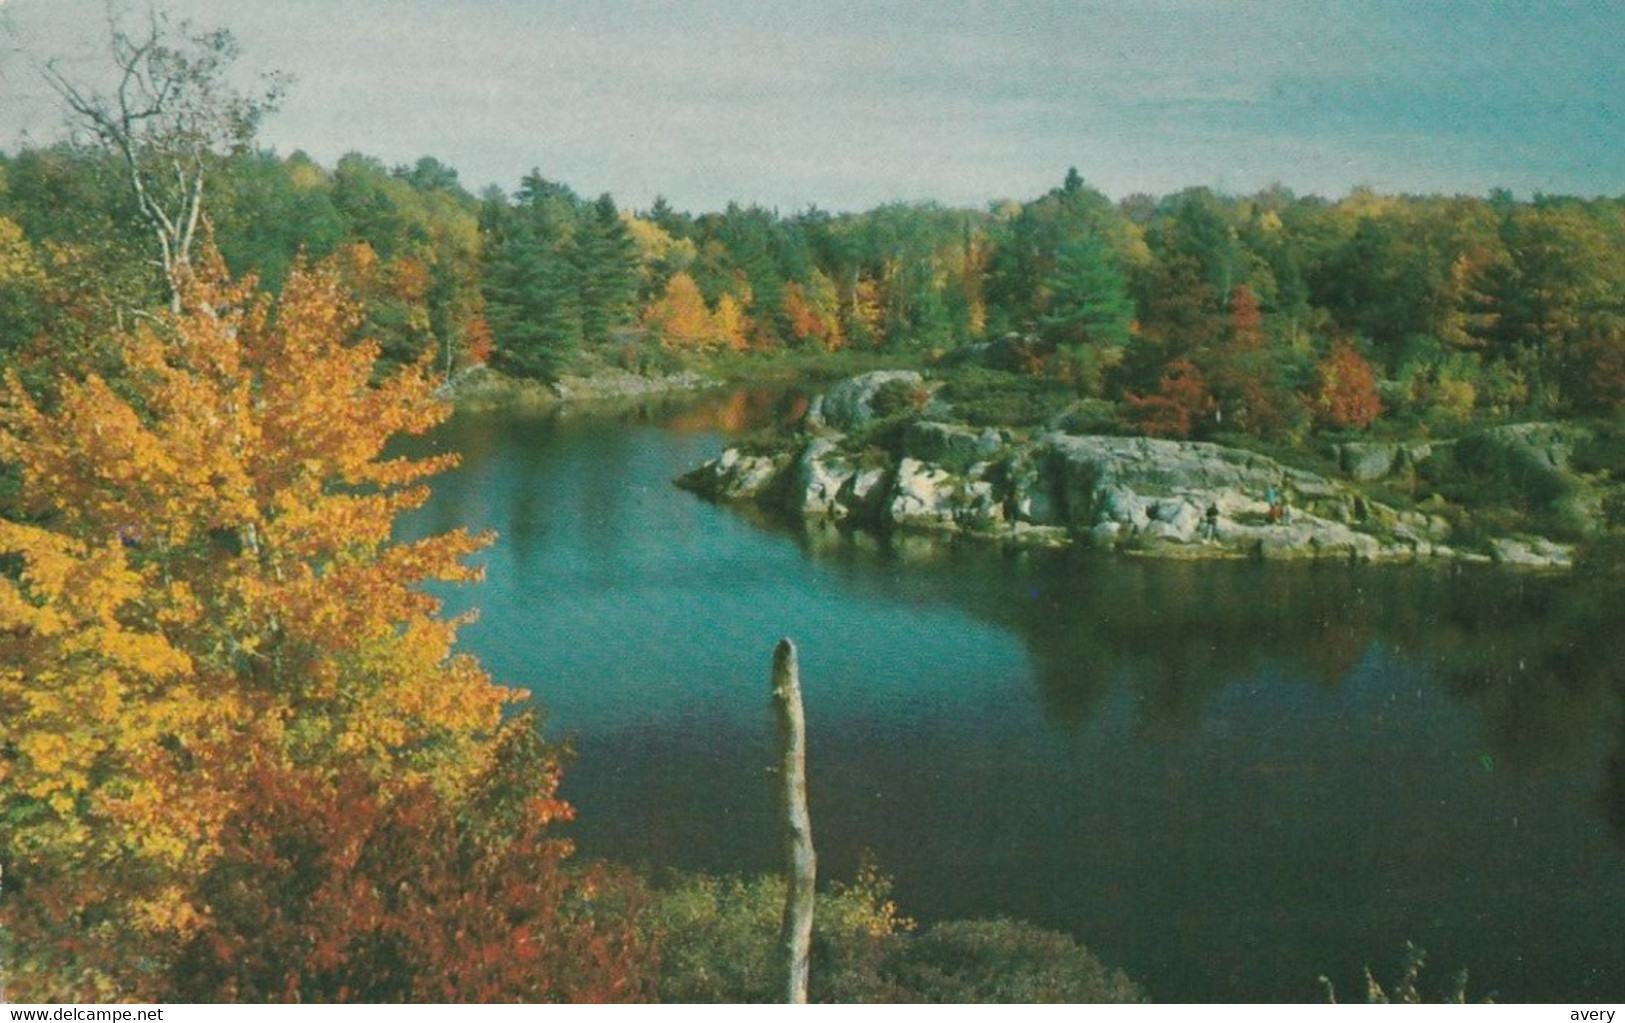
[
  {"left": 1204, "top": 502, "right": 1220, "bottom": 541},
  {"left": 1265, "top": 484, "right": 1281, "bottom": 524}
]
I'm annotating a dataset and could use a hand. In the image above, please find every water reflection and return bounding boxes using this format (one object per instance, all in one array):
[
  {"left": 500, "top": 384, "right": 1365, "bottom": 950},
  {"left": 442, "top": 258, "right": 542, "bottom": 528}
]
[
  {"left": 663, "top": 388, "right": 810, "bottom": 433},
  {"left": 781, "top": 533, "right": 1625, "bottom": 1000},
  {"left": 400, "top": 389, "right": 1625, "bottom": 1002},
  {"left": 793, "top": 509, "right": 1624, "bottom": 798}
]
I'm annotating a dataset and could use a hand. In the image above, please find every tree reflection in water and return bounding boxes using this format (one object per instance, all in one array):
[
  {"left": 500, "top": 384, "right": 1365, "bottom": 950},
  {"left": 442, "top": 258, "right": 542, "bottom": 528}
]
[
  {"left": 799, "top": 525, "right": 1624, "bottom": 824},
  {"left": 403, "top": 391, "right": 1625, "bottom": 1001}
]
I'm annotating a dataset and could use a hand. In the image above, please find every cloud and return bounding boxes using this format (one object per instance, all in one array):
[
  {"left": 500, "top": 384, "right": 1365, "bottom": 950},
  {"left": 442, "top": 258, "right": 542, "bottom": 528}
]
[{"left": 1, "top": 0, "right": 1619, "bottom": 210}]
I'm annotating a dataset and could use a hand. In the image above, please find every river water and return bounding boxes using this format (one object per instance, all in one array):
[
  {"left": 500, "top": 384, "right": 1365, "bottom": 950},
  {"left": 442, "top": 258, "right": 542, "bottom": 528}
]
[{"left": 398, "top": 391, "right": 1625, "bottom": 1003}]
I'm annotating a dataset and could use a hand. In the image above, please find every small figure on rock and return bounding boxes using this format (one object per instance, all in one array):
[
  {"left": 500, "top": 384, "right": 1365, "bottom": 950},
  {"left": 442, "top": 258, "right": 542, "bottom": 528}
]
[{"left": 1203, "top": 502, "right": 1220, "bottom": 541}]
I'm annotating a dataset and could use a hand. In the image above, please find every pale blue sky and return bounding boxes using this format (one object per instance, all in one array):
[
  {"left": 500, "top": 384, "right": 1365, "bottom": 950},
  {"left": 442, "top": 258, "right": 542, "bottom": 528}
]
[{"left": 2, "top": 0, "right": 1620, "bottom": 211}]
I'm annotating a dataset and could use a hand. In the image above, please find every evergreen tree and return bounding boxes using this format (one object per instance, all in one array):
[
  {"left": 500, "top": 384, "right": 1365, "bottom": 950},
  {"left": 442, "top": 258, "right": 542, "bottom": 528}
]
[
  {"left": 575, "top": 193, "right": 639, "bottom": 348},
  {"left": 711, "top": 204, "right": 787, "bottom": 346},
  {"left": 330, "top": 153, "right": 430, "bottom": 263},
  {"left": 1039, "top": 231, "right": 1133, "bottom": 349},
  {"left": 1166, "top": 188, "right": 1244, "bottom": 302},
  {"left": 480, "top": 172, "right": 584, "bottom": 377},
  {"left": 985, "top": 169, "right": 1121, "bottom": 335},
  {"left": 646, "top": 194, "right": 691, "bottom": 240}
]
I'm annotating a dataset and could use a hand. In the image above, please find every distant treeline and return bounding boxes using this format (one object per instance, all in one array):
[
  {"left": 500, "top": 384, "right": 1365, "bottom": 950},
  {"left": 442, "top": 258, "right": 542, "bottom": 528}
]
[{"left": 2, "top": 148, "right": 1622, "bottom": 432}]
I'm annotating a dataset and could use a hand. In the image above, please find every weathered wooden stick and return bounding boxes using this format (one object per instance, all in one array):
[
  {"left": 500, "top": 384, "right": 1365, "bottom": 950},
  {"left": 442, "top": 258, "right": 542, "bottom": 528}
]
[{"left": 771, "top": 637, "right": 816, "bottom": 1005}]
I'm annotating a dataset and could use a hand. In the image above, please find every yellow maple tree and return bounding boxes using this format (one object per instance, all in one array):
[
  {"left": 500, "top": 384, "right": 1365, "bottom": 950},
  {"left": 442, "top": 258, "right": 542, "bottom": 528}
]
[
  {"left": 0, "top": 250, "right": 513, "bottom": 997},
  {"left": 713, "top": 293, "right": 751, "bottom": 353},
  {"left": 643, "top": 272, "right": 718, "bottom": 350}
]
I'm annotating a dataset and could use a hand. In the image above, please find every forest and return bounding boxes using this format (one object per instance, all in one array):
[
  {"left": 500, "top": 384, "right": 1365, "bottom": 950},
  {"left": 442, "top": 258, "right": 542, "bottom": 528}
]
[
  {"left": 1, "top": 12, "right": 1623, "bottom": 1005},
  {"left": 4, "top": 146, "right": 1625, "bottom": 436}
]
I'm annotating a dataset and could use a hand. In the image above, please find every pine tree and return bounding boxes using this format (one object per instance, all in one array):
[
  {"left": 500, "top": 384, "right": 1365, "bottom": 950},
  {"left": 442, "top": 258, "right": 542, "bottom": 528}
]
[
  {"left": 575, "top": 194, "right": 639, "bottom": 349},
  {"left": 1039, "top": 231, "right": 1133, "bottom": 349},
  {"left": 481, "top": 172, "right": 584, "bottom": 377}
]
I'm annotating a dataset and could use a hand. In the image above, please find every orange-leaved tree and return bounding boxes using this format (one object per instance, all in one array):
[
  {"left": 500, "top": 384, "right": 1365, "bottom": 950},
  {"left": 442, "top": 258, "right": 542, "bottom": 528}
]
[
  {"left": 1312, "top": 341, "right": 1383, "bottom": 430},
  {"left": 1122, "top": 358, "right": 1215, "bottom": 439},
  {"left": 165, "top": 714, "right": 652, "bottom": 1003},
  {"left": 0, "top": 251, "right": 515, "bottom": 999}
]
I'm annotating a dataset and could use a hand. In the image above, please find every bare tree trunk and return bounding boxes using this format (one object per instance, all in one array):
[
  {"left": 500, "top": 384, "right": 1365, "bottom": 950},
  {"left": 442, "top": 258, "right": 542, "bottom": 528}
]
[
  {"left": 771, "top": 638, "right": 815, "bottom": 1004},
  {"left": 37, "top": 11, "right": 285, "bottom": 315}
]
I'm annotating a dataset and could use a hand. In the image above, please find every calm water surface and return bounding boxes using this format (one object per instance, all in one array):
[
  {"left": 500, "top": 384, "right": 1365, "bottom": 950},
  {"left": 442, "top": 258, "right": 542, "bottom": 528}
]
[{"left": 399, "top": 391, "right": 1625, "bottom": 1003}]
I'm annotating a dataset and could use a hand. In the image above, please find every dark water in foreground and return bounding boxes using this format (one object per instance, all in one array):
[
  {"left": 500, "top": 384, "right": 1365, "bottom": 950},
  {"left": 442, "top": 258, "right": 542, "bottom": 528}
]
[{"left": 400, "top": 391, "right": 1625, "bottom": 1003}]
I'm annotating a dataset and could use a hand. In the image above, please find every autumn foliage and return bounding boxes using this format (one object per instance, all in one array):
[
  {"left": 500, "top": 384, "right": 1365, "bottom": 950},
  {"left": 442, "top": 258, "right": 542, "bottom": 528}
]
[
  {"left": 783, "top": 276, "right": 845, "bottom": 352},
  {"left": 1312, "top": 342, "right": 1383, "bottom": 429},
  {"left": 164, "top": 715, "right": 651, "bottom": 1003},
  {"left": 0, "top": 252, "right": 631, "bottom": 999},
  {"left": 1122, "top": 358, "right": 1214, "bottom": 438},
  {"left": 641, "top": 272, "right": 754, "bottom": 352}
]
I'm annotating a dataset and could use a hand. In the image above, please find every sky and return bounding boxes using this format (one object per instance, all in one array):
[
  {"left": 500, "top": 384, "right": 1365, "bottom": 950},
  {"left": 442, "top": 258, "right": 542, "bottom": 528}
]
[{"left": 0, "top": 0, "right": 1620, "bottom": 213}]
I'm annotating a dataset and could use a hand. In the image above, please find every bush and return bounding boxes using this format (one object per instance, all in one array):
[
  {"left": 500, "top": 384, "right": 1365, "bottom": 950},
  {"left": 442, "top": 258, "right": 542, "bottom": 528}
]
[
  {"left": 643, "top": 875, "right": 787, "bottom": 1003},
  {"left": 887, "top": 919, "right": 1145, "bottom": 1003},
  {"left": 161, "top": 716, "right": 654, "bottom": 1003},
  {"left": 642, "top": 867, "right": 1142, "bottom": 1003},
  {"left": 1311, "top": 343, "right": 1383, "bottom": 430},
  {"left": 936, "top": 367, "right": 1077, "bottom": 429},
  {"left": 1050, "top": 398, "right": 1121, "bottom": 435},
  {"left": 1056, "top": 342, "right": 1125, "bottom": 398},
  {"left": 1409, "top": 424, "right": 1606, "bottom": 540},
  {"left": 644, "top": 865, "right": 910, "bottom": 1003},
  {"left": 1572, "top": 418, "right": 1625, "bottom": 480},
  {"left": 1452, "top": 430, "right": 1574, "bottom": 509},
  {"left": 869, "top": 377, "right": 934, "bottom": 418},
  {"left": 843, "top": 410, "right": 922, "bottom": 459},
  {"left": 1120, "top": 359, "right": 1213, "bottom": 439}
]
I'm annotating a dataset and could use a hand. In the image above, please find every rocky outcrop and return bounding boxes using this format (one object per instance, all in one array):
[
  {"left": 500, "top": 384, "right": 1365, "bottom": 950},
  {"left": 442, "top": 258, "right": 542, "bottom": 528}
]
[
  {"left": 1337, "top": 440, "right": 1440, "bottom": 482},
  {"left": 792, "top": 438, "right": 855, "bottom": 518},
  {"left": 901, "top": 421, "right": 1007, "bottom": 464},
  {"left": 679, "top": 377, "right": 1578, "bottom": 569},
  {"left": 1490, "top": 536, "right": 1574, "bottom": 568},
  {"left": 551, "top": 368, "right": 717, "bottom": 400},
  {"left": 805, "top": 370, "right": 927, "bottom": 431},
  {"left": 1030, "top": 433, "right": 1467, "bottom": 562},
  {"left": 888, "top": 458, "right": 962, "bottom": 530},
  {"left": 684, "top": 428, "right": 1483, "bottom": 563},
  {"left": 704, "top": 447, "right": 790, "bottom": 502},
  {"left": 437, "top": 364, "right": 720, "bottom": 408}
]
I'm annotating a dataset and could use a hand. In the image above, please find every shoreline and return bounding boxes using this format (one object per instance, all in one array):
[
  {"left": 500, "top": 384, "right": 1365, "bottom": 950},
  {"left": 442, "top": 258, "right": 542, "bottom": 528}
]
[
  {"left": 436, "top": 363, "right": 725, "bottom": 412},
  {"left": 677, "top": 370, "right": 1585, "bottom": 571}
]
